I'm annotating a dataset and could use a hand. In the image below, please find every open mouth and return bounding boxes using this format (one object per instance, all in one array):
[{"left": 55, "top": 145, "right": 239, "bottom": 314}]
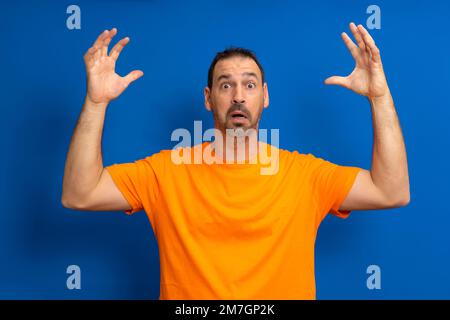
[{"left": 230, "top": 111, "right": 248, "bottom": 119}]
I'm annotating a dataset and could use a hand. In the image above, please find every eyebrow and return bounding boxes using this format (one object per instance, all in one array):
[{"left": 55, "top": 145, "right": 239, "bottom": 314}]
[{"left": 216, "top": 72, "right": 259, "bottom": 83}]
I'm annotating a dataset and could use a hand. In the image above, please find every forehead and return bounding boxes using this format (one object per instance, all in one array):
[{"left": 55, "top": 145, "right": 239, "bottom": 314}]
[{"left": 213, "top": 56, "right": 262, "bottom": 81}]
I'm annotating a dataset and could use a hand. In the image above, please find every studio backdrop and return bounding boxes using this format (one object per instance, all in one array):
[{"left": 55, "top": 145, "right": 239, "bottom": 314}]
[{"left": 0, "top": 0, "right": 449, "bottom": 299}]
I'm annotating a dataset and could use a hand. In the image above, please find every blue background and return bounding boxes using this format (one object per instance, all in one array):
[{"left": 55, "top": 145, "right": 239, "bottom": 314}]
[{"left": 0, "top": 0, "right": 449, "bottom": 299}]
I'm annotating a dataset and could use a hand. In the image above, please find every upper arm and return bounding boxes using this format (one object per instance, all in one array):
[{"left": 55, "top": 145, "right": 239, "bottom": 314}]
[
  {"left": 339, "top": 169, "right": 404, "bottom": 211},
  {"left": 76, "top": 168, "right": 133, "bottom": 212}
]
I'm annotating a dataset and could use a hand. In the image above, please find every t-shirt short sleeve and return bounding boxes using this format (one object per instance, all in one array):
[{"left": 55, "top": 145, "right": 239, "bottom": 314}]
[
  {"left": 105, "top": 152, "right": 165, "bottom": 216},
  {"left": 307, "top": 153, "right": 362, "bottom": 222}
]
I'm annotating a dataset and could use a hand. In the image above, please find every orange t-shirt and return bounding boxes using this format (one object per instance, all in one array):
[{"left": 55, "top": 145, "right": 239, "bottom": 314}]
[{"left": 105, "top": 142, "right": 361, "bottom": 300}]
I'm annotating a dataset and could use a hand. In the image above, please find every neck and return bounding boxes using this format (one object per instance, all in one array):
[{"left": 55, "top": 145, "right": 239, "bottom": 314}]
[{"left": 212, "top": 127, "right": 261, "bottom": 163}]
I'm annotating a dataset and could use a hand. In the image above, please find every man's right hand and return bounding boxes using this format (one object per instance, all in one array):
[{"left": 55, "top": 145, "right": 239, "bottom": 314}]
[{"left": 83, "top": 28, "right": 144, "bottom": 106}]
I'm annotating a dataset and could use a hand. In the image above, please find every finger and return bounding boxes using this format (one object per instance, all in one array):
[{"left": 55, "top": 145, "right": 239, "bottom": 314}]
[
  {"left": 93, "top": 44, "right": 102, "bottom": 61},
  {"left": 86, "top": 30, "right": 109, "bottom": 63},
  {"left": 324, "top": 76, "right": 351, "bottom": 89},
  {"left": 357, "top": 24, "right": 381, "bottom": 63},
  {"left": 123, "top": 70, "right": 144, "bottom": 86},
  {"left": 102, "top": 28, "right": 117, "bottom": 56},
  {"left": 110, "top": 37, "right": 130, "bottom": 61},
  {"left": 91, "top": 29, "right": 109, "bottom": 49},
  {"left": 365, "top": 43, "right": 373, "bottom": 60},
  {"left": 84, "top": 39, "right": 102, "bottom": 62},
  {"left": 98, "top": 30, "right": 110, "bottom": 57},
  {"left": 84, "top": 46, "right": 96, "bottom": 64},
  {"left": 341, "top": 32, "right": 359, "bottom": 61},
  {"left": 349, "top": 22, "right": 365, "bottom": 50}
]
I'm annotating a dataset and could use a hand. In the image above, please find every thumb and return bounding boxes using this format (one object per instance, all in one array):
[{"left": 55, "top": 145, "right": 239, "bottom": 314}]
[
  {"left": 324, "top": 76, "right": 350, "bottom": 88},
  {"left": 123, "top": 70, "right": 144, "bottom": 86}
]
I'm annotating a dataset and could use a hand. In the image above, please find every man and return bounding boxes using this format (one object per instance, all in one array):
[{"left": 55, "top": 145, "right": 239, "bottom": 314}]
[{"left": 61, "top": 22, "right": 410, "bottom": 299}]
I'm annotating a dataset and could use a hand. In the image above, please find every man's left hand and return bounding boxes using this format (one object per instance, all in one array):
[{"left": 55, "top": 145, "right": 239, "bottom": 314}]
[{"left": 325, "top": 22, "right": 389, "bottom": 100}]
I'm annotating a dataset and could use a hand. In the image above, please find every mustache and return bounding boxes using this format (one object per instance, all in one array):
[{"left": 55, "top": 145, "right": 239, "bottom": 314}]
[{"left": 227, "top": 103, "right": 251, "bottom": 119}]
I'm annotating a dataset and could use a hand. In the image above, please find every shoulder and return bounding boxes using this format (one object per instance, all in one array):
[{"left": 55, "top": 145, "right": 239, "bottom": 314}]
[
  {"left": 275, "top": 146, "right": 318, "bottom": 166},
  {"left": 136, "top": 148, "right": 174, "bottom": 172}
]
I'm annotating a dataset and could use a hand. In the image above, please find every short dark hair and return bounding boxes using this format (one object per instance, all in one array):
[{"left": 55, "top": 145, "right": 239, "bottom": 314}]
[{"left": 207, "top": 47, "right": 265, "bottom": 89}]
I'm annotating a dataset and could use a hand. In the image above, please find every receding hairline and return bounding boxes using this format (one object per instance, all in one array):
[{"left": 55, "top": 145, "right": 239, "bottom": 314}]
[
  {"left": 212, "top": 57, "right": 263, "bottom": 84},
  {"left": 207, "top": 47, "right": 265, "bottom": 89}
]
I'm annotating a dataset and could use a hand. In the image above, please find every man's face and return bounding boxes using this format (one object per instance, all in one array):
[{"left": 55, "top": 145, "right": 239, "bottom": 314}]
[{"left": 204, "top": 56, "right": 269, "bottom": 133}]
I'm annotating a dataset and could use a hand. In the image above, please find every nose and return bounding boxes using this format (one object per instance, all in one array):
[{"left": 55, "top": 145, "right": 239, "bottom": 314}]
[{"left": 232, "top": 86, "right": 245, "bottom": 104}]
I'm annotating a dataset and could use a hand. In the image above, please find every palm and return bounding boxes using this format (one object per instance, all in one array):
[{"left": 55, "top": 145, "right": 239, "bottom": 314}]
[
  {"left": 84, "top": 28, "right": 143, "bottom": 105},
  {"left": 325, "top": 23, "right": 389, "bottom": 99},
  {"left": 87, "top": 57, "right": 128, "bottom": 103}
]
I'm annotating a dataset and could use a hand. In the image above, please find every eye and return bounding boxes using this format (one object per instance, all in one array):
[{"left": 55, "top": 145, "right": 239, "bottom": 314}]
[
  {"left": 221, "top": 83, "right": 231, "bottom": 89},
  {"left": 247, "top": 82, "right": 256, "bottom": 89}
]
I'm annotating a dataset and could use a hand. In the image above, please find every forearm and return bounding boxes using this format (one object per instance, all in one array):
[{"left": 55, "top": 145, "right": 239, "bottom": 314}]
[
  {"left": 62, "top": 98, "right": 109, "bottom": 204},
  {"left": 369, "top": 91, "right": 410, "bottom": 204}
]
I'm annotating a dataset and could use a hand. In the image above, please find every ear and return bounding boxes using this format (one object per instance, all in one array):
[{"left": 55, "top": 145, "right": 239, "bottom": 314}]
[
  {"left": 263, "top": 82, "right": 269, "bottom": 109},
  {"left": 204, "top": 86, "right": 212, "bottom": 111}
]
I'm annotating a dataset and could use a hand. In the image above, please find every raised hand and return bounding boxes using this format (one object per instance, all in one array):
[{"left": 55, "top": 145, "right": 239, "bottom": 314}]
[
  {"left": 324, "top": 22, "right": 389, "bottom": 99},
  {"left": 83, "top": 28, "right": 144, "bottom": 106}
]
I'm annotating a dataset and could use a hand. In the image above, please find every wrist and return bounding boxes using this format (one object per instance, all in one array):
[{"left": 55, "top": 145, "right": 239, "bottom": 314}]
[
  {"left": 84, "top": 96, "right": 109, "bottom": 112},
  {"left": 367, "top": 90, "right": 392, "bottom": 106}
]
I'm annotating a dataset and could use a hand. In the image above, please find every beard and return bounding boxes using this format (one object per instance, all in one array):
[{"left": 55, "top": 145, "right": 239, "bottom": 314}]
[
  {"left": 215, "top": 102, "right": 263, "bottom": 132},
  {"left": 225, "top": 102, "right": 251, "bottom": 129}
]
